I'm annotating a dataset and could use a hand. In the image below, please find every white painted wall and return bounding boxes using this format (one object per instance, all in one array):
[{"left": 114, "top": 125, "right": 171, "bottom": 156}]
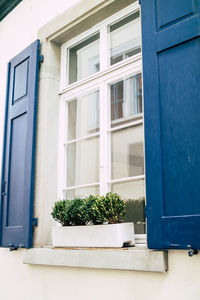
[
  {"left": 0, "top": 249, "right": 199, "bottom": 300},
  {"left": 0, "top": 0, "right": 80, "bottom": 172},
  {"left": 0, "top": 1, "right": 200, "bottom": 300}
]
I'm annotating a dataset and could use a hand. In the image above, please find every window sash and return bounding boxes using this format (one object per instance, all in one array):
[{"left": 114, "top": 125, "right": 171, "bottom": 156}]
[
  {"left": 58, "top": 2, "right": 145, "bottom": 237},
  {"left": 60, "top": 2, "right": 140, "bottom": 90},
  {"left": 60, "top": 67, "right": 144, "bottom": 195}
]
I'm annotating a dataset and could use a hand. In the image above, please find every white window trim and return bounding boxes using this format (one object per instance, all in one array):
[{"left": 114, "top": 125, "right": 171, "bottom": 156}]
[
  {"left": 59, "top": 62, "right": 144, "bottom": 197},
  {"left": 60, "top": 2, "right": 140, "bottom": 91},
  {"left": 60, "top": 55, "right": 142, "bottom": 100},
  {"left": 58, "top": 3, "right": 146, "bottom": 246}
]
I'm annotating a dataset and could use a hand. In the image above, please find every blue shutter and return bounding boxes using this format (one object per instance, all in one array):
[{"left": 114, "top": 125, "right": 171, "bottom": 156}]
[
  {"left": 140, "top": 0, "right": 200, "bottom": 249},
  {"left": 0, "top": 40, "right": 40, "bottom": 249}
]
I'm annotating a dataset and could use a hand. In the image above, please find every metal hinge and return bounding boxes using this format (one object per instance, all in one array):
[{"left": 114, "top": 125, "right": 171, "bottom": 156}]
[
  {"left": 9, "top": 244, "right": 18, "bottom": 251},
  {"left": 32, "top": 218, "right": 38, "bottom": 227},
  {"left": 39, "top": 55, "right": 44, "bottom": 63},
  {"left": 1, "top": 180, "right": 6, "bottom": 196},
  {"left": 187, "top": 245, "right": 198, "bottom": 257}
]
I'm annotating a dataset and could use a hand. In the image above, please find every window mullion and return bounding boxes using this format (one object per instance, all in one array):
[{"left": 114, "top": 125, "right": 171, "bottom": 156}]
[
  {"left": 64, "top": 132, "right": 100, "bottom": 145},
  {"left": 99, "top": 81, "right": 108, "bottom": 195}
]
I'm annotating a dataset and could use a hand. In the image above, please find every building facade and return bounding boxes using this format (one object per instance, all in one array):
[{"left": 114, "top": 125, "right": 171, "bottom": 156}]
[{"left": 0, "top": 0, "right": 200, "bottom": 299}]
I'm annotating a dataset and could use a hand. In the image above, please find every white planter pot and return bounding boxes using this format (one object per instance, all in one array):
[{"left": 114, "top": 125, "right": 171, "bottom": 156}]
[{"left": 52, "top": 222, "right": 135, "bottom": 248}]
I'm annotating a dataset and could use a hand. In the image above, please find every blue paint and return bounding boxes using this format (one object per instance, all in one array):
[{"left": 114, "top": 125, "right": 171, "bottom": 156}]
[
  {"left": 159, "top": 39, "right": 200, "bottom": 217},
  {"left": 0, "top": 40, "right": 40, "bottom": 248},
  {"left": 140, "top": 0, "right": 200, "bottom": 249},
  {"left": 157, "top": 0, "right": 197, "bottom": 29},
  {"left": 7, "top": 113, "right": 27, "bottom": 226},
  {"left": 0, "top": 63, "right": 11, "bottom": 247},
  {"left": 13, "top": 59, "right": 29, "bottom": 103}
]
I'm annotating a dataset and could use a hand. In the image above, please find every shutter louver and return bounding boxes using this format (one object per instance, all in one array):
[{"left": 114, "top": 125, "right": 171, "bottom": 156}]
[
  {"left": 140, "top": 0, "right": 200, "bottom": 249},
  {"left": 0, "top": 40, "right": 40, "bottom": 248}
]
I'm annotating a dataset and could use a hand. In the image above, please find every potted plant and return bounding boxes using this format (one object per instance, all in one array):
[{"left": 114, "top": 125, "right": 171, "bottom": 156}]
[{"left": 51, "top": 193, "right": 135, "bottom": 248}]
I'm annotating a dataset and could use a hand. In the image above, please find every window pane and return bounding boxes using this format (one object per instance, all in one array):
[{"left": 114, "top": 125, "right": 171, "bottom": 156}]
[
  {"left": 66, "top": 137, "right": 99, "bottom": 187},
  {"left": 68, "top": 33, "right": 100, "bottom": 84},
  {"left": 111, "top": 179, "right": 145, "bottom": 199},
  {"left": 111, "top": 180, "right": 145, "bottom": 234},
  {"left": 65, "top": 186, "right": 100, "bottom": 200},
  {"left": 110, "top": 74, "right": 142, "bottom": 127},
  {"left": 111, "top": 125, "right": 144, "bottom": 180},
  {"left": 109, "top": 11, "right": 141, "bottom": 66},
  {"left": 67, "top": 90, "right": 99, "bottom": 140}
]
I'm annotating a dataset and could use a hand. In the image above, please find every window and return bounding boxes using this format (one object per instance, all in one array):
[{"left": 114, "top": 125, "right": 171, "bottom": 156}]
[
  {"left": 68, "top": 33, "right": 100, "bottom": 84},
  {"left": 59, "top": 3, "right": 145, "bottom": 235},
  {"left": 109, "top": 10, "right": 141, "bottom": 65}
]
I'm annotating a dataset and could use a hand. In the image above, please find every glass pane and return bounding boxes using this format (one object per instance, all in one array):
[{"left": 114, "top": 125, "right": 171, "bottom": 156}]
[
  {"left": 111, "top": 180, "right": 145, "bottom": 234},
  {"left": 111, "top": 179, "right": 145, "bottom": 199},
  {"left": 111, "top": 125, "right": 144, "bottom": 180},
  {"left": 68, "top": 33, "right": 100, "bottom": 84},
  {"left": 66, "top": 137, "right": 99, "bottom": 187},
  {"left": 110, "top": 74, "right": 142, "bottom": 127},
  {"left": 67, "top": 90, "right": 100, "bottom": 140},
  {"left": 109, "top": 11, "right": 141, "bottom": 66},
  {"left": 65, "top": 185, "right": 99, "bottom": 200}
]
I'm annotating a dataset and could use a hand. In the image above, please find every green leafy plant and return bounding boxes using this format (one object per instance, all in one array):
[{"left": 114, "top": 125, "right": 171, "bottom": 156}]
[
  {"left": 103, "top": 192, "right": 125, "bottom": 224},
  {"left": 51, "top": 200, "right": 72, "bottom": 226},
  {"left": 67, "top": 198, "right": 90, "bottom": 225},
  {"left": 85, "top": 193, "right": 125, "bottom": 224},
  {"left": 85, "top": 195, "right": 107, "bottom": 225},
  {"left": 51, "top": 193, "right": 126, "bottom": 226},
  {"left": 51, "top": 198, "right": 90, "bottom": 226}
]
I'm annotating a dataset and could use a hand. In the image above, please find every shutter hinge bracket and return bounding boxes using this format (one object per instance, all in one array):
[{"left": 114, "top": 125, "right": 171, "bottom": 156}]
[
  {"left": 39, "top": 55, "right": 44, "bottom": 63},
  {"left": 9, "top": 244, "right": 18, "bottom": 251},
  {"left": 187, "top": 245, "right": 198, "bottom": 257},
  {"left": 32, "top": 217, "right": 38, "bottom": 227},
  {"left": 1, "top": 180, "right": 6, "bottom": 196}
]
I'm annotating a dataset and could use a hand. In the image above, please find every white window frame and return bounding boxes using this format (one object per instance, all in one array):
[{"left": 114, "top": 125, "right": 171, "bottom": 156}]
[
  {"left": 58, "top": 2, "right": 145, "bottom": 244},
  {"left": 60, "top": 2, "right": 140, "bottom": 91}
]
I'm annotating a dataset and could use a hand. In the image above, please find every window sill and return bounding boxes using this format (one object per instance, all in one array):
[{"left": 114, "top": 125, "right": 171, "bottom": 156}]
[{"left": 23, "top": 247, "right": 168, "bottom": 273}]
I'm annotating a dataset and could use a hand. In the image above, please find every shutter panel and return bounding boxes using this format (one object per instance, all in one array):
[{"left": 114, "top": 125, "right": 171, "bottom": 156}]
[
  {"left": 0, "top": 40, "right": 40, "bottom": 248},
  {"left": 140, "top": 0, "right": 200, "bottom": 249}
]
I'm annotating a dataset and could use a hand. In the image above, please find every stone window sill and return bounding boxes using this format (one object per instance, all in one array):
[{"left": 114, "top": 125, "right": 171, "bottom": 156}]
[{"left": 23, "top": 247, "right": 168, "bottom": 273}]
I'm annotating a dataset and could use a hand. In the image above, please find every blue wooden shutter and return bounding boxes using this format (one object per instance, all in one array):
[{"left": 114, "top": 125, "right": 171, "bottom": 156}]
[
  {"left": 140, "top": 0, "right": 200, "bottom": 249},
  {"left": 0, "top": 40, "right": 40, "bottom": 248}
]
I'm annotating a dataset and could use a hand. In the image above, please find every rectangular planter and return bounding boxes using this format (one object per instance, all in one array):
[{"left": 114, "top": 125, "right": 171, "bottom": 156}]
[{"left": 52, "top": 222, "right": 135, "bottom": 248}]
